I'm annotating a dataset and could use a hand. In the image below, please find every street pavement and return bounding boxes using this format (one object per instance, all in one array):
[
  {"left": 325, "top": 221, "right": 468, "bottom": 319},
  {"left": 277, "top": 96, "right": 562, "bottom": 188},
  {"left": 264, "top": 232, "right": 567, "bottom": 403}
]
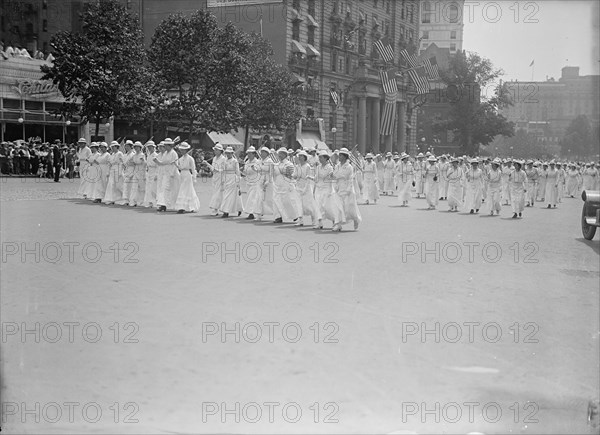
[{"left": 1, "top": 176, "right": 599, "bottom": 434}]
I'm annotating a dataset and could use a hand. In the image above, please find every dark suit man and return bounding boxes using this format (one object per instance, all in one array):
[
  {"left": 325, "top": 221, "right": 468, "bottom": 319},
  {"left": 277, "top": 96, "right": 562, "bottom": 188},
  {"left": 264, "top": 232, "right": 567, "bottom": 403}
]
[{"left": 52, "top": 145, "right": 62, "bottom": 182}]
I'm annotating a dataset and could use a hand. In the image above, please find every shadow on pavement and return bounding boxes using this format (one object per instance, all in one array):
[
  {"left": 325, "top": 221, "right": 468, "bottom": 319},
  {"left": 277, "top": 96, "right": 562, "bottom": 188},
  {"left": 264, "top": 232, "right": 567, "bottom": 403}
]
[{"left": 575, "top": 237, "right": 600, "bottom": 255}]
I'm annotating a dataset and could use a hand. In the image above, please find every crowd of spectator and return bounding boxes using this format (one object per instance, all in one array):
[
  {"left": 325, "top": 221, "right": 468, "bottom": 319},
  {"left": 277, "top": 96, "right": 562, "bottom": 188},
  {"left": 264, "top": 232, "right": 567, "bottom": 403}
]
[{"left": 0, "top": 139, "right": 78, "bottom": 180}]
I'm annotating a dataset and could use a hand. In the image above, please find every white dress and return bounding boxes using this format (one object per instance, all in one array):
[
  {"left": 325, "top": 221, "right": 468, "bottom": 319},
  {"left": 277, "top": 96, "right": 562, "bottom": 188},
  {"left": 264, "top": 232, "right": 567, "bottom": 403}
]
[
  {"left": 92, "top": 151, "right": 110, "bottom": 200},
  {"left": 510, "top": 170, "right": 528, "bottom": 213},
  {"left": 76, "top": 146, "right": 92, "bottom": 198},
  {"left": 143, "top": 151, "right": 158, "bottom": 207},
  {"left": 103, "top": 151, "right": 124, "bottom": 204},
  {"left": 174, "top": 153, "right": 200, "bottom": 212},
  {"left": 362, "top": 161, "right": 379, "bottom": 202},
  {"left": 424, "top": 163, "right": 440, "bottom": 208},
  {"left": 118, "top": 150, "right": 136, "bottom": 205},
  {"left": 156, "top": 149, "right": 181, "bottom": 209},
  {"left": 333, "top": 162, "right": 362, "bottom": 227},
  {"left": 315, "top": 163, "right": 345, "bottom": 226},
  {"left": 271, "top": 158, "right": 301, "bottom": 221},
  {"left": 483, "top": 168, "right": 502, "bottom": 214},
  {"left": 220, "top": 157, "right": 242, "bottom": 215},
  {"left": 294, "top": 162, "right": 321, "bottom": 223},
  {"left": 242, "top": 158, "right": 263, "bottom": 216},
  {"left": 208, "top": 154, "right": 226, "bottom": 213},
  {"left": 544, "top": 169, "right": 559, "bottom": 206},
  {"left": 414, "top": 160, "right": 425, "bottom": 196},
  {"left": 446, "top": 166, "right": 464, "bottom": 209},
  {"left": 463, "top": 168, "right": 484, "bottom": 212},
  {"left": 382, "top": 159, "right": 395, "bottom": 192},
  {"left": 129, "top": 152, "right": 146, "bottom": 206},
  {"left": 83, "top": 150, "right": 99, "bottom": 199}
]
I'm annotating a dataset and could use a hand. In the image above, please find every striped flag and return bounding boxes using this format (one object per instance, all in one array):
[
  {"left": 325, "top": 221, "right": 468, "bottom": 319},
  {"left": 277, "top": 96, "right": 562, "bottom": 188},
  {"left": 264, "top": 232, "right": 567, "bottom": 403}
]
[
  {"left": 380, "top": 93, "right": 397, "bottom": 136},
  {"left": 407, "top": 66, "right": 430, "bottom": 94},
  {"left": 422, "top": 56, "right": 440, "bottom": 79},
  {"left": 400, "top": 49, "right": 419, "bottom": 68},
  {"left": 374, "top": 36, "right": 394, "bottom": 62},
  {"left": 269, "top": 151, "right": 280, "bottom": 163},
  {"left": 348, "top": 145, "right": 364, "bottom": 172},
  {"left": 330, "top": 90, "right": 340, "bottom": 107},
  {"left": 379, "top": 68, "right": 398, "bottom": 95}
]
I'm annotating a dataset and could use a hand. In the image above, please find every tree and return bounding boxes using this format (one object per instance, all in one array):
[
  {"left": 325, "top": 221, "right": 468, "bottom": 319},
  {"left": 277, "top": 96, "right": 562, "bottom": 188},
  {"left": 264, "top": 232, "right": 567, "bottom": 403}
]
[
  {"left": 148, "top": 10, "right": 255, "bottom": 139},
  {"left": 239, "top": 34, "right": 302, "bottom": 149},
  {"left": 41, "top": 0, "right": 151, "bottom": 138},
  {"left": 561, "top": 115, "right": 597, "bottom": 159},
  {"left": 435, "top": 51, "right": 515, "bottom": 155}
]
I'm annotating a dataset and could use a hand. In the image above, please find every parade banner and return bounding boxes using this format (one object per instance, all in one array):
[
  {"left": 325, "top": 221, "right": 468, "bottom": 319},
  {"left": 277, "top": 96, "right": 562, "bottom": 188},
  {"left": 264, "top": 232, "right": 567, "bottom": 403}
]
[{"left": 207, "top": 0, "right": 282, "bottom": 7}]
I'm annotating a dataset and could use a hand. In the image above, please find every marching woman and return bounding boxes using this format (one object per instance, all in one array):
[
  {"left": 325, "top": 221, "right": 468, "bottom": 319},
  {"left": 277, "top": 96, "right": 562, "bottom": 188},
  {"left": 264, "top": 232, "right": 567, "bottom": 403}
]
[
  {"left": 258, "top": 146, "right": 274, "bottom": 219},
  {"left": 142, "top": 141, "right": 158, "bottom": 208},
  {"left": 103, "top": 141, "right": 124, "bottom": 204},
  {"left": 241, "top": 146, "right": 263, "bottom": 220},
  {"left": 271, "top": 147, "right": 302, "bottom": 224},
  {"left": 414, "top": 153, "right": 426, "bottom": 198},
  {"left": 294, "top": 149, "right": 321, "bottom": 226},
  {"left": 525, "top": 160, "right": 539, "bottom": 207},
  {"left": 538, "top": 162, "right": 548, "bottom": 202},
  {"left": 501, "top": 159, "right": 512, "bottom": 205},
  {"left": 509, "top": 159, "right": 528, "bottom": 218},
  {"left": 362, "top": 153, "right": 379, "bottom": 205},
  {"left": 566, "top": 163, "right": 582, "bottom": 198},
  {"left": 208, "top": 143, "right": 226, "bottom": 216},
  {"left": 382, "top": 152, "right": 395, "bottom": 195},
  {"left": 483, "top": 158, "right": 502, "bottom": 216},
  {"left": 154, "top": 138, "right": 180, "bottom": 212},
  {"left": 314, "top": 150, "right": 345, "bottom": 230},
  {"left": 423, "top": 155, "right": 440, "bottom": 210},
  {"left": 83, "top": 142, "right": 99, "bottom": 199},
  {"left": 219, "top": 146, "right": 243, "bottom": 218},
  {"left": 76, "top": 138, "right": 92, "bottom": 199},
  {"left": 331, "top": 148, "right": 361, "bottom": 231},
  {"left": 446, "top": 157, "right": 464, "bottom": 212},
  {"left": 582, "top": 162, "right": 598, "bottom": 191},
  {"left": 174, "top": 142, "right": 200, "bottom": 213},
  {"left": 118, "top": 140, "right": 135, "bottom": 205},
  {"left": 463, "top": 158, "right": 484, "bottom": 214},
  {"left": 396, "top": 153, "right": 415, "bottom": 207},
  {"left": 556, "top": 162, "right": 566, "bottom": 203},
  {"left": 375, "top": 154, "right": 385, "bottom": 193},
  {"left": 92, "top": 142, "right": 110, "bottom": 203},
  {"left": 128, "top": 141, "right": 146, "bottom": 207},
  {"left": 544, "top": 160, "right": 559, "bottom": 208}
]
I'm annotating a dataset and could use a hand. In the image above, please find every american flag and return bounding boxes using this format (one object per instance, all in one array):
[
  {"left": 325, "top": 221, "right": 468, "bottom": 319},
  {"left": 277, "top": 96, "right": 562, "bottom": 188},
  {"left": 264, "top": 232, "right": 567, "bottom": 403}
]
[
  {"left": 407, "top": 66, "right": 431, "bottom": 95},
  {"left": 422, "top": 56, "right": 440, "bottom": 80},
  {"left": 379, "top": 68, "right": 398, "bottom": 95},
  {"left": 269, "top": 151, "right": 280, "bottom": 164},
  {"left": 374, "top": 36, "right": 394, "bottom": 63},
  {"left": 400, "top": 49, "right": 420, "bottom": 69},
  {"left": 380, "top": 93, "right": 397, "bottom": 136},
  {"left": 348, "top": 145, "right": 364, "bottom": 172},
  {"left": 330, "top": 90, "right": 339, "bottom": 107}
]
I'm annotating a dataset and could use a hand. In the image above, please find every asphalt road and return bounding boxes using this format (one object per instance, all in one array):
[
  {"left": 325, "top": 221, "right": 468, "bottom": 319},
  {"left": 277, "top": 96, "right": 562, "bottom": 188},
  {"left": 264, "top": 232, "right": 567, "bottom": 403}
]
[{"left": 1, "top": 176, "right": 599, "bottom": 434}]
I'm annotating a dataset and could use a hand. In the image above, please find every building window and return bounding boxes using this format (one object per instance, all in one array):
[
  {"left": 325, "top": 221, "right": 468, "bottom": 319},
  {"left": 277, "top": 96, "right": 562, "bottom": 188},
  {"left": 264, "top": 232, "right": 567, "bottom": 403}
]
[
  {"left": 374, "top": 0, "right": 378, "bottom": 8},
  {"left": 339, "top": 57, "right": 344, "bottom": 71},
  {"left": 292, "top": 0, "right": 301, "bottom": 12},
  {"left": 332, "top": 50, "right": 338, "bottom": 71},
  {"left": 343, "top": 120, "right": 348, "bottom": 132},
  {"left": 386, "top": 1, "right": 391, "bottom": 14},
  {"left": 422, "top": 31, "right": 429, "bottom": 39},
  {"left": 450, "top": 43, "right": 456, "bottom": 52},
  {"left": 450, "top": 30, "right": 456, "bottom": 39},
  {"left": 308, "top": 27, "right": 315, "bottom": 45},
  {"left": 308, "top": 0, "right": 316, "bottom": 17},
  {"left": 292, "top": 21, "right": 300, "bottom": 41},
  {"left": 42, "top": 0, "right": 48, "bottom": 9},
  {"left": 408, "top": 4, "right": 414, "bottom": 23},
  {"left": 345, "top": 56, "right": 351, "bottom": 74},
  {"left": 359, "top": 34, "right": 366, "bottom": 54},
  {"left": 384, "top": 20, "right": 390, "bottom": 37},
  {"left": 43, "top": 19, "right": 48, "bottom": 32}
]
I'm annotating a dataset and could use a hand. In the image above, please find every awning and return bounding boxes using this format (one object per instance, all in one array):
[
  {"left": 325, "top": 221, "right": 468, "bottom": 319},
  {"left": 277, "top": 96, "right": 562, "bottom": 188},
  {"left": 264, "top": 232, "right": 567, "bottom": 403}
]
[
  {"left": 296, "top": 132, "right": 330, "bottom": 151},
  {"left": 306, "top": 14, "right": 319, "bottom": 27},
  {"left": 290, "top": 8, "right": 303, "bottom": 21},
  {"left": 305, "top": 44, "right": 321, "bottom": 57},
  {"left": 205, "top": 131, "right": 244, "bottom": 150},
  {"left": 291, "top": 40, "right": 307, "bottom": 55}
]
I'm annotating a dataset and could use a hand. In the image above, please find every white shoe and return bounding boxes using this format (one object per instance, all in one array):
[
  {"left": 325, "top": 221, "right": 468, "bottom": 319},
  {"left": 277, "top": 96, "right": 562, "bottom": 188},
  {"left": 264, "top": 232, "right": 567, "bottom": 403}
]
[
  {"left": 353, "top": 220, "right": 359, "bottom": 230},
  {"left": 332, "top": 223, "right": 342, "bottom": 232},
  {"left": 295, "top": 217, "right": 304, "bottom": 227}
]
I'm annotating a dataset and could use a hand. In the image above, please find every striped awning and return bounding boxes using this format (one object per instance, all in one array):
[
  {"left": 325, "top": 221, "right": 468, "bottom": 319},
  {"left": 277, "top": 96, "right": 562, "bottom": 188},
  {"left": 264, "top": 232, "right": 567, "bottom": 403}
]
[
  {"left": 291, "top": 40, "right": 306, "bottom": 55},
  {"left": 306, "top": 14, "right": 319, "bottom": 27},
  {"left": 306, "top": 44, "right": 321, "bottom": 57}
]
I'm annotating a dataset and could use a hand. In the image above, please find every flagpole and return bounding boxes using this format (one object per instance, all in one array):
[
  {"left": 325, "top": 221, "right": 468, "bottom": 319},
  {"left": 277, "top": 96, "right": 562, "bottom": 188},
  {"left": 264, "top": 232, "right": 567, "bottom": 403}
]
[{"left": 259, "top": 14, "right": 263, "bottom": 37}]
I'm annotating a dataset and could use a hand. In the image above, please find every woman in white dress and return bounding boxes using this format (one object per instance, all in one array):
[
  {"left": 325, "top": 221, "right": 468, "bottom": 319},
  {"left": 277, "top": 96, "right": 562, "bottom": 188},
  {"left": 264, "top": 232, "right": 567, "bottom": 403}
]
[
  {"left": 566, "top": 163, "right": 582, "bottom": 198},
  {"left": 83, "top": 142, "right": 99, "bottom": 199},
  {"left": 76, "top": 138, "right": 91, "bottom": 199},
  {"left": 219, "top": 146, "right": 242, "bottom": 218},
  {"left": 258, "top": 147, "right": 274, "bottom": 219},
  {"left": 294, "top": 150, "right": 321, "bottom": 226},
  {"left": 544, "top": 161, "right": 559, "bottom": 208},
  {"left": 313, "top": 151, "right": 344, "bottom": 230},
  {"left": 103, "top": 141, "right": 124, "bottom": 204},
  {"left": 174, "top": 142, "right": 200, "bottom": 213},
  {"left": 271, "top": 147, "right": 302, "bottom": 224},
  {"left": 382, "top": 152, "right": 395, "bottom": 195},
  {"left": 396, "top": 153, "right": 415, "bottom": 207},
  {"left": 509, "top": 160, "right": 528, "bottom": 218},
  {"left": 423, "top": 155, "right": 440, "bottom": 210},
  {"left": 463, "top": 158, "right": 484, "bottom": 214},
  {"left": 142, "top": 141, "right": 158, "bottom": 208},
  {"left": 414, "top": 153, "right": 426, "bottom": 198},
  {"left": 332, "top": 148, "right": 362, "bottom": 231},
  {"left": 242, "top": 146, "right": 263, "bottom": 220},
  {"left": 208, "top": 143, "right": 225, "bottom": 216},
  {"left": 129, "top": 142, "right": 146, "bottom": 206},
  {"left": 92, "top": 142, "right": 110, "bottom": 203},
  {"left": 446, "top": 157, "right": 463, "bottom": 212},
  {"left": 362, "top": 153, "right": 379, "bottom": 205},
  {"left": 483, "top": 158, "right": 502, "bottom": 216}
]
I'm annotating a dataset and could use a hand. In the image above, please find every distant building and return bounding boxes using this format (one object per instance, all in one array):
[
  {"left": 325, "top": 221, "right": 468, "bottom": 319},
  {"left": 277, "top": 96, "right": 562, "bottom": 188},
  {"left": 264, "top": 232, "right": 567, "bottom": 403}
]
[
  {"left": 501, "top": 66, "right": 600, "bottom": 145},
  {"left": 419, "top": 0, "right": 464, "bottom": 56}
]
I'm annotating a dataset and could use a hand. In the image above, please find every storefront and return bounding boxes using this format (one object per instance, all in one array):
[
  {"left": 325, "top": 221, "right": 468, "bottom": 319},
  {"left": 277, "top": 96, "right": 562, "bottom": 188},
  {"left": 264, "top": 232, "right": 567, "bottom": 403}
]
[{"left": 0, "top": 56, "right": 88, "bottom": 143}]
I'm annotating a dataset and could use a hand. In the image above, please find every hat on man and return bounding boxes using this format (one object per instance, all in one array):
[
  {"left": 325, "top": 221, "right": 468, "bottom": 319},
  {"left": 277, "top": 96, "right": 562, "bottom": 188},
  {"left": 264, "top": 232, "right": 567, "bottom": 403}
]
[
  {"left": 451, "top": 156, "right": 460, "bottom": 163},
  {"left": 77, "top": 137, "right": 87, "bottom": 144},
  {"left": 393, "top": 154, "right": 400, "bottom": 160},
  {"left": 224, "top": 146, "right": 234, "bottom": 153},
  {"left": 178, "top": 141, "right": 191, "bottom": 150},
  {"left": 213, "top": 142, "right": 224, "bottom": 152},
  {"left": 338, "top": 147, "right": 350, "bottom": 156},
  {"left": 110, "top": 141, "right": 120, "bottom": 147}
]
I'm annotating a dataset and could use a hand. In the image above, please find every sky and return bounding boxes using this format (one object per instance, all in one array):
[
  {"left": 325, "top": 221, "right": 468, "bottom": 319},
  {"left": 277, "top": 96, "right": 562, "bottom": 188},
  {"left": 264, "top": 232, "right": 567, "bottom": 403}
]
[{"left": 462, "top": 0, "right": 600, "bottom": 81}]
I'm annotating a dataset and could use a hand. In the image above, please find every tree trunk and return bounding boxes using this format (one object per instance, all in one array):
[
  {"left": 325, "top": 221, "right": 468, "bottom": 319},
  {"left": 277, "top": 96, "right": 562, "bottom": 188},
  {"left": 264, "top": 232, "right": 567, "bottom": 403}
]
[
  {"left": 243, "top": 124, "right": 250, "bottom": 152},
  {"left": 95, "top": 116, "right": 100, "bottom": 140}
]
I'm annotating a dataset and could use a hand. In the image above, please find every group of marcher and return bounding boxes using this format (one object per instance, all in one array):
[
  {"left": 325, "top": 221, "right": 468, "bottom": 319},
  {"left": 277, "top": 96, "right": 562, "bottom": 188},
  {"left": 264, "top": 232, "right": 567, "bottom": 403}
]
[
  {"left": 368, "top": 151, "right": 599, "bottom": 218},
  {"left": 74, "top": 136, "right": 600, "bottom": 230}
]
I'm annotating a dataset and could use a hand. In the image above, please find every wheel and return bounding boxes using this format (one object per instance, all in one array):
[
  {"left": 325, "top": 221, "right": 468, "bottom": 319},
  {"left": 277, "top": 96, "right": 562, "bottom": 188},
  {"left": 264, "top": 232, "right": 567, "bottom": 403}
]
[{"left": 582, "top": 204, "right": 597, "bottom": 240}]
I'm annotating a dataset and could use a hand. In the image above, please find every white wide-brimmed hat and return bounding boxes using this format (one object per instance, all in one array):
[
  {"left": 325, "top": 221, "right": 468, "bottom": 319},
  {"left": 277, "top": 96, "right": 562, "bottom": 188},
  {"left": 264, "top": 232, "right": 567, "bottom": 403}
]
[
  {"left": 318, "top": 150, "right": 330, "bottom": 158},
  {"left": 246, "top": 146, "right": 257, "bottom": 154},
  {"left": 178, "top": 141, "right": 191, "bottom": 150},
  {"left": 224, "top": 146, "right": 234, "bottom": 153},
  {"left": 163, "top": 138, "right": 174, "bottom": 146},
  {"left": 90, "top": 142, "right": 99, "bottom": 148},
  {"left": 133, "top": 141, "right": 143, "bottom": 148},
  {"left": 125, "top": 139, "right": 134, "bottom": 146},
  {"left": 110, "top": 141, "right": 120, "bottom": 147},
  {"left": 338, "top": 148, "right": 350, "bottom": 156},
  {"left": 365, "top": 153, "right": 374, "bottom": 159},
  {"left": 297, "top": 150, "right": 308, "bottom": 158},
  {"left": 77, "top": 137, "right": 87, "bottom": 144},
  {"left": 427, "top": 155, "right": 437, "bottom": 162},
  {"left": 213, "top": 143, "right": 224, "bottom": 152},
  {"left": 145, "top": 140, "right": 156, "bottom": 147},
  {"left": 276, "top": 147, "right": 288, "bottom": 155}
]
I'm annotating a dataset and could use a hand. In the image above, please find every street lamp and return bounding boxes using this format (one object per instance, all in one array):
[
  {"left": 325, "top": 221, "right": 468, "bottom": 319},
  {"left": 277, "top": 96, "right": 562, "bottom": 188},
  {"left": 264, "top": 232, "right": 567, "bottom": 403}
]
[
  {"left": 331, "top": 127, "right": 337, "bottom": 150},
  {"left": 18, "top": 117, "right": 24, "bottom": 139}
]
